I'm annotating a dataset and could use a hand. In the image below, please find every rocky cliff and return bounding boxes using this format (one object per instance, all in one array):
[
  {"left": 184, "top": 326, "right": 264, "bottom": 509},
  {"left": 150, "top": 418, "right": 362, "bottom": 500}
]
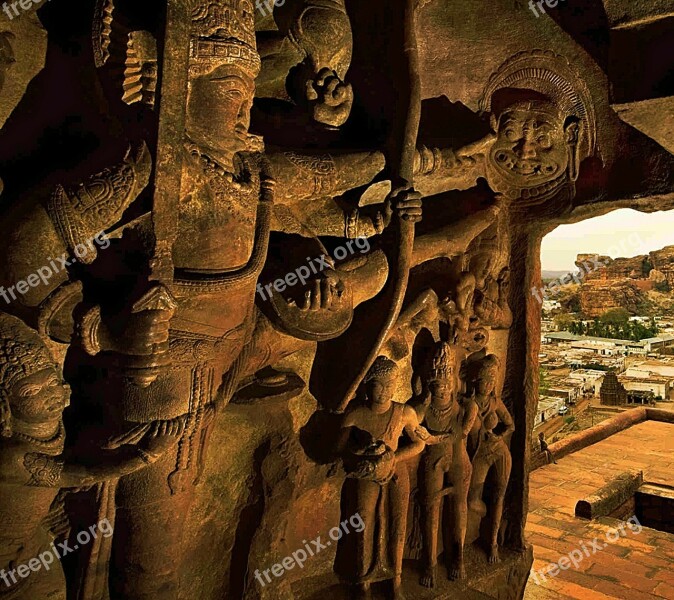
[
  {"left": 578, "top": 279, "right": 645, "bottom": 317},
  {"left": 572, "top": 246, "right": 674, "bottom": 316}
]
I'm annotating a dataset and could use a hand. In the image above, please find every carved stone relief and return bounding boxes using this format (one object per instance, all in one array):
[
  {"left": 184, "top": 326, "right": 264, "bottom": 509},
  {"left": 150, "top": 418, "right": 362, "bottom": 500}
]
[{"left": 0, "top": 1, "right": 669, "bottom": 600}]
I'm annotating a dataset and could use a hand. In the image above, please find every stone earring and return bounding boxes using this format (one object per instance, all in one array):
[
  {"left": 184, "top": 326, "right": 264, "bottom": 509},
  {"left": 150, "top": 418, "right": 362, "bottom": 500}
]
[{"left": 565, "top": 120, "right": 580, "bottom": 182}]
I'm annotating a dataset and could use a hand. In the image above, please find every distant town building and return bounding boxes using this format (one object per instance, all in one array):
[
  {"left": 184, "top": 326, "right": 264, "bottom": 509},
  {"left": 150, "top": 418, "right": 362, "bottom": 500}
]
[
  {"left": 618, "top": 375, "right": 670, "bottom": 400},
  {"left": 599, "top": 371, "right": 627, "bottom": 406},
  {"left": 545, "top": 376, "right": 584, "bottom": 403},
  {"left": 534, "top": 397, "right": 567, "bottom": 427},
  {"left": 542, "top": 331, "right": 674, "bottom": 356},
  {"left": 640, "top": 334, "right": 674, "bottom": 352},
  {"left": 542, "top": 300, "right": 561, "bottom": 312},
  {"left": 567, "top": 369, "right": 606, "bottom": 396},
  {"left": 626, "top": 361, "right": 674, "bottom": 379},
  {"left": 622, "top": 361, "right": 674, "bottom": 400}
]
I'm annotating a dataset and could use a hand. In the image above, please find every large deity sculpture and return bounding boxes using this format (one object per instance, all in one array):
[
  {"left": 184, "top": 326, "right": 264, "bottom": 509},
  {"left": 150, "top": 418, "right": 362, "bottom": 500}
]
[
  {"left": 0, "top": 313, "right": 181, "bottom": 600},
  {"left": 414, "top": 342, "right": 477, "bottom": 586}
]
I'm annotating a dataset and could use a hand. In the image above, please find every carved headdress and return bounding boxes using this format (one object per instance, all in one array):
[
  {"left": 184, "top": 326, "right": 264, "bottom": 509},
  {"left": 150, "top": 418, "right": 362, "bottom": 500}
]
[
  {"left": 479, "top": 51, "right": 598, "bottom": 208},
  {"left": 0, "top": 313, "right": 57, "bottom": 437},
  {"left": 189, "top": 0, "right": 261, "bottom": 78},
  {"left": 364, "top": 356, "right": 398, "bottom": 384},
  {"left": 479, "top": 50, "right": 596, "bottom": 160},
  {"left": 427, "top": 342, "right": 455, "bottom": 383}
]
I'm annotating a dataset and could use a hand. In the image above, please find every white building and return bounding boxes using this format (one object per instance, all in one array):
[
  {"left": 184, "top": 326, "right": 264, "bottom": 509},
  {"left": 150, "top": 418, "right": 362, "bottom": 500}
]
[
  {"left": 567, "top": 369, "right": 606, "bottom": 396},
  {"left": 543, "top": 332, "right": 648, "bottom": 356},
  {"left": 618, "top": 375, "right": 669, "bottom": 400},
  {"left": 534, "top": 397, "right": 567, "bottom": 427}
]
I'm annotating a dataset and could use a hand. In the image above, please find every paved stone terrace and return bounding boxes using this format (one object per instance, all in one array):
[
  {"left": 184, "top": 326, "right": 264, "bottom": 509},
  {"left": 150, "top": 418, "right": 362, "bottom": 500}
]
[{"left": 524, "top": 420, "right": 674, "bottom": 599}]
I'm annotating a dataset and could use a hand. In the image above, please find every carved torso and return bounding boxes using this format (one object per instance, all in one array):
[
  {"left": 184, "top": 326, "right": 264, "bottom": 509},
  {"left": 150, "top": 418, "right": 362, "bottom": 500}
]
[{"left": 174, "top": 146, "right": 261, "bottom": 272}]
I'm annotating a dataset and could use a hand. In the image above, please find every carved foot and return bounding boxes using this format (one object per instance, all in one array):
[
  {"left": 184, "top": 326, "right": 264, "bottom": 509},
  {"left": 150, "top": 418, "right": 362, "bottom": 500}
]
[
  {"left": 420, "top": 564, "right": 436, "bottom": 588},
  {"left": 489, "top": 545, "right": 501, "bottom": 564},
  {"left": 448, "top": 559, "right": 466, "bottom": 581},
  {"left": 351, "top": 583, "right": 372, "bottom": 600},
  {"left": 391, "top": 576, "right": 406, "bottom": 600}
]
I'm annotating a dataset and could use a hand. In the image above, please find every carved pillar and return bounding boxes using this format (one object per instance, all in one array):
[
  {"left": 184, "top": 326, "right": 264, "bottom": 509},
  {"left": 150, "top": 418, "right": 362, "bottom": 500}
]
[{"left": 503, "top": 219, "right": 542, "bottom": 553}]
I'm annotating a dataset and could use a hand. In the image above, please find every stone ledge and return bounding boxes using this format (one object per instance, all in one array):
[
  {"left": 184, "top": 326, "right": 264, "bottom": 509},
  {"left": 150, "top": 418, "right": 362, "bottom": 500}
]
[
  {"left": 531, "top": 407, "right": 674, "bottom": 471},
  {"left": 294, "top": 545, "right": 533, "bottom": 600},
  {"left": 575, "top": 470, "right": 643, "bottom": 519}
]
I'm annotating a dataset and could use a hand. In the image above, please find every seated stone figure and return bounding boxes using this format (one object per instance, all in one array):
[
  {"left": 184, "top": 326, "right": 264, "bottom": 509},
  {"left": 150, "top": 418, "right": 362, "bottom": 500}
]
[
  {"left": 0, "top": 313, "right": 182, "bottom": 600},
  {"left": 414, "top": 342, "right": 477, "bottom": 585},
  {"left": 334, "top": 356, "right": 426, "bottom": 600},
  {"left": 466, "top": 354, "right": 514, "bottom": 564}
]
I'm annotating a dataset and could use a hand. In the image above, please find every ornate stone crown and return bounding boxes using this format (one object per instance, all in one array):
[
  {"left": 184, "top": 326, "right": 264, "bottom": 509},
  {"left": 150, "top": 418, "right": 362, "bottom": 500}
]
[
  {"left": 428, "top": 342, "right": 455, "bottom": 383},
  {"left": 189, "top": 0, "right": 261, "bottom": 78},
  {"left": 479, "top": 50, "right": 596, "bottom": 161},
  {"left": 0, "top": 314, "right": 55, "bottom": 391},
  {"left": 0, "top": 313, "right": 57, "bottom": 437}
]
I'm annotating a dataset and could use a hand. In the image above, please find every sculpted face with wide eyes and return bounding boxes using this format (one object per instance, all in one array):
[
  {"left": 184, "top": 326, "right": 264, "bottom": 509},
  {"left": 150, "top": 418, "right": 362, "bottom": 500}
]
[
  {"left": 489, "top": 100, "right": 575, "bottom": 188},
  {"left": 10, "top": 367, "right": 70, "bottom": 425}
]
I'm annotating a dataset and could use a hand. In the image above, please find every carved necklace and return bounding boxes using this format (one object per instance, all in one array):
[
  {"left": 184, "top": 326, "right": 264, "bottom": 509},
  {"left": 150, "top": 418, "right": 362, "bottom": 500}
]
[
  {"left": 429, "top": 403, "right": 453, "bottom": 417},
  {"left": 13, "top": 420, "right": 65, "bottom": 450}
]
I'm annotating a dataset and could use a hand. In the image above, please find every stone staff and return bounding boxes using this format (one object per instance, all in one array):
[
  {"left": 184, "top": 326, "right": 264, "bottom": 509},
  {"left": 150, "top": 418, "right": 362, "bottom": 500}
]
[{"left": 336, "top": 0, "right": 422, "bottom": 412}]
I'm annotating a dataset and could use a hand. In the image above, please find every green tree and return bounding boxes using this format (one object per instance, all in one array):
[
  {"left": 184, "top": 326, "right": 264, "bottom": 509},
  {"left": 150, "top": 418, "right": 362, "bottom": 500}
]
[
  {"left": 554, "top": 313, "right": 575, "bottom": 332},
  {"left": 655, "top": 280, "right": 670, "bottom": 293},
  {"left": 539, "top": 366, "right": 550, "bottom": 395},
  {"left": 600, "top": 308, "right": 631, "bottom": 327}
]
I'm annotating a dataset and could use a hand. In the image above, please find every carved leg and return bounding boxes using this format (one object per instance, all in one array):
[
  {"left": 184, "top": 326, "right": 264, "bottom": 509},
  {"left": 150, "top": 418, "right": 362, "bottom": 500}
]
[
  {"left": 467, "top": 451, "right": 489, "bottom": 518},
  {"left": 419, "top": 461, "right": 444, "bottom": 588},
  {"left": 111, "top": 448, "right": 194, "bottom": 599},
  {"left": 344, "top": 479, "right": 381, "bottom": 580},
  {"left": 388, "top": 464, "right": 410, "bottom": 600},
  {"left": 489, "top": 448, "right": 512, "bottom": 564},
  {"left": 448, "top": 456, "right": 472, "bottom": 580}
]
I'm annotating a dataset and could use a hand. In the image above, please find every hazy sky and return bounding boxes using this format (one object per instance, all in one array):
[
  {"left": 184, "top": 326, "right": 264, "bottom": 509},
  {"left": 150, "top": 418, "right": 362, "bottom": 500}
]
[{"left": 541, "top": 209, "right": 674, "bottom": 271}]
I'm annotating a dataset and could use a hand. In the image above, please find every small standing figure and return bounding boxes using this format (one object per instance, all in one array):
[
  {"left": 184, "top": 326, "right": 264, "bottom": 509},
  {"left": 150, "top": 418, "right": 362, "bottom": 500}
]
[
  {"left": 466, "top": 354, "right": 514, "bottom": 564},
  {"left": 0, "top": 313, "right": 182, "bottom": 600},
  {"left": 414, "top": 342, "right": 477, "bottom": 586},
  {"left": 538, "top": 432, "right": 557, "bottom": 464},
  {"left": 334, "top": 356, "right": 426, "bottom": 600}
]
